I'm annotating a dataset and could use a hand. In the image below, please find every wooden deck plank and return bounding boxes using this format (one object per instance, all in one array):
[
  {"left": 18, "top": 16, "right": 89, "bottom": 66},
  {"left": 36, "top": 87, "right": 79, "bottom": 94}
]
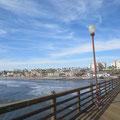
[{"left": 100, "top": 93, "right": 120, "bottom": 120}]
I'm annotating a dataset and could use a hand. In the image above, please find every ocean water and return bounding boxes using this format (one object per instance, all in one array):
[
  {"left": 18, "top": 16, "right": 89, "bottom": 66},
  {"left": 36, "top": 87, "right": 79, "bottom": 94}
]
[{"left": 0, "top": 78, "right": 105, "bottom": 120}]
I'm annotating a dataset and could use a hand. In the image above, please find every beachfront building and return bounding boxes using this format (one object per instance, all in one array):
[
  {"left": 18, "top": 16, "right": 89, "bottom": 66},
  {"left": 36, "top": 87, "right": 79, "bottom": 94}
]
[
  {"left": 111, "top": 60, "right": 120, "bottom": 69},
  {"left": 89, "top": 62, "right": 106, "bottom": 71}
]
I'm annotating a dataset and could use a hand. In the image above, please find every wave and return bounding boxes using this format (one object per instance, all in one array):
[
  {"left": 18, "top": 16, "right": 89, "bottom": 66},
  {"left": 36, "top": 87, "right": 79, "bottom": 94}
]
[
  {"left": 0, "top": 79, "right": 91, "bottom": 97},
  {"left": 28, "top": 84, "right": 72, "bottom": 96}
]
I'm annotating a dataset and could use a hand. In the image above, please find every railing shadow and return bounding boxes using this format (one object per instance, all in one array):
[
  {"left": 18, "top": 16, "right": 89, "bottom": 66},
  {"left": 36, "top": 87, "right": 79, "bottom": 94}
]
[
  {"left": 76, "top": 86, "right": 120, "bottom": 120},
  {"left": 112, "top": 100, "right": 120, "bottom": 103}
]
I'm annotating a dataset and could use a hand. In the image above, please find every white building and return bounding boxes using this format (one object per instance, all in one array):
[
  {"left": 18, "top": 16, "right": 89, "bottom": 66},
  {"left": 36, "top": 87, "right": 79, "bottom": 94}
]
[
  {"left": 89, "top": 62, "right": 106, "bottom": 71},
  {"left": 111, "top": 60, "right": 120, "bottom": 69}
]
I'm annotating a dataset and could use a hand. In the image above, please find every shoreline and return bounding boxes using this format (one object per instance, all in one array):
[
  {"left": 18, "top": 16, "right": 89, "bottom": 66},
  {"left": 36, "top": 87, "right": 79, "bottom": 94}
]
[
  {"left": 0, "top": 76, "right": 117, "bottom": 81},
  {"left": 0, "top": 76, "right": 92, "bottom": 81}
]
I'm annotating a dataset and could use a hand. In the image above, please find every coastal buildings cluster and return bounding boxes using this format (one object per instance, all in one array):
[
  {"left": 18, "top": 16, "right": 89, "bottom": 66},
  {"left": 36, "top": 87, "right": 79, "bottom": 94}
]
[
  {"left": 0, "top": 67, "right": 85, "bottom": 78},
  {"left": 111, "top": 60, "right": 120, "bottom": 69},
  {"left": 0, "top": 60, "right": 120, "bottom": 78}
]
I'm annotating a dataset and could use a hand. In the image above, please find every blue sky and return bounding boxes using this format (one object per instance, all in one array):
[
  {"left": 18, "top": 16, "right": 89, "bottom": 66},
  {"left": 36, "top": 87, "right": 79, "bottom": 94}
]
[{"left": 0, "top": 0, "right": 120, "bottom": 70}]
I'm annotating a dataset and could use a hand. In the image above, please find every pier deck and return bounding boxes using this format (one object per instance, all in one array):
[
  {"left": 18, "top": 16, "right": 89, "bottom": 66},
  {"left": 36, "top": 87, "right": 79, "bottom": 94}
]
[
  {"left": 76, "top": 85, "right": 120, "bottom": 120},
  {"left": 100, "top": 89, "right": 120, "bottom": 120}
]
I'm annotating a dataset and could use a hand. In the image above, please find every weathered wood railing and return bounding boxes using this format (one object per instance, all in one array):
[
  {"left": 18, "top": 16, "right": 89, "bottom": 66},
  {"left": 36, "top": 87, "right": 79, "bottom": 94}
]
[{"left": 0, "top": 78, "right": 119, "bottom": 120}]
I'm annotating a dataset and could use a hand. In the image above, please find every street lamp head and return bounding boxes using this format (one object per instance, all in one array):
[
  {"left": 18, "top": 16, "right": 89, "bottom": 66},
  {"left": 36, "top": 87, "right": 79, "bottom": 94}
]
[{"left": 89, "top": 24, "right": 96, "bottom": 35}]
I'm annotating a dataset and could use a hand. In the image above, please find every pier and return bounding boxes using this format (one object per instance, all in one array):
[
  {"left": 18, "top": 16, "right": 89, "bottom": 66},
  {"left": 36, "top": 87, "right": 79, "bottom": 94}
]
[{"left": 0, "top": 78, "right": 120, "bottom": 120}]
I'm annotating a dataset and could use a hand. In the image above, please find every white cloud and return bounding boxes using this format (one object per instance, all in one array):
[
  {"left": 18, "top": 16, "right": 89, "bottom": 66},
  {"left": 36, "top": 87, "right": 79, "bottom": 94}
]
[
  {"left": 49, "top": 0, "right": 103, "bottom": 22},
  {"left": 96, "top": 56, "right": 120, "bottom": 60},
  {"left": 0, "top": 0, "right": 47, "bottom": 17},
  {"left": 44, "top": 24, "right": 59, "bottom": 29},
  {"left": 51, "top": 39, "right": 120, "bottom": 57},
  {"left": 0, "top": 29, "right": 7, "bottom": 35},
  {"left": 114, "top": 0, "right": 120, "bottom": 4},
  {"left": 0, "top": 0, "right": 103, "bottom": 23},
  {"left": 0, "top": 58, "right": 90, "bottom": 67},
  {"left": 0, "top": 48, "right": 8, "bottom": 53},
  {"left": 0, "top": 56, "right": 120, "bottom": 69},
  {"left": 32, "top": 22, "right": 60, "bottom": 29}
]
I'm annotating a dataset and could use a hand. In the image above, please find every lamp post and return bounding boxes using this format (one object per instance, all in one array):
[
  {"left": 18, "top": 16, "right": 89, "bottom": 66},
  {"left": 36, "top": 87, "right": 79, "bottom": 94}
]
[{"left": 89, "top": 24, "right": 100, "bottom": 106}]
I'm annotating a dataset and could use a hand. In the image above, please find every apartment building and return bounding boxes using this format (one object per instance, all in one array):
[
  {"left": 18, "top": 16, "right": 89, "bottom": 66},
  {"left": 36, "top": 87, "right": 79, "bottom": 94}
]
[
  {"left": 111, "top": 60, "right": 120, "bottom": 69},
  {"left": 89, "top": 62, "right": 106, "bottom": 71}
]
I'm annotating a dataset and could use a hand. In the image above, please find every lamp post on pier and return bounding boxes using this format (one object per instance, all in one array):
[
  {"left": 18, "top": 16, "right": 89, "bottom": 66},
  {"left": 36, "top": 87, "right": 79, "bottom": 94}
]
[{"left": 89, "top": 24, "right": 100, "bottom": 106}]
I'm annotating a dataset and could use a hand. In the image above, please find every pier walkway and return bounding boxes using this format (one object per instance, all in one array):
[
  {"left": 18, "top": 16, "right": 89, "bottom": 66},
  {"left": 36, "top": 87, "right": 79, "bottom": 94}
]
[{"left": 100, "top": 87, "right": 120, "bottom": 120}]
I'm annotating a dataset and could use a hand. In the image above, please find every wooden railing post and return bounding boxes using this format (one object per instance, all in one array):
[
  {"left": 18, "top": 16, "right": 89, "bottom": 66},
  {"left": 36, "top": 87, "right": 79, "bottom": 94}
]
[
  {"left": 116, "top": 79, "right": 118, "bottom": 86},
  {"left": 113, "top": 79, "right": 115, "bottom": 88},
  {"left": 109, "top": 80, "right": 110, "bottom": 92},
  {"left": 117, "top": 78, "right": 119, "bottom": 85},
  {"left": 109, "top": 80, "right": 112, "bottom": 90},
  {"left": 90, "top": 84, "right": 93, "bottom": 104},
  {"left": 117, "top": 78, "right": 119, "bottom": 86},
  {"left": 104, "top": 81, "right": 107, "bottom": 95},
  {"left": 115, "top": 79, "right": 117, "bottom": 87},
  {"left": 117, "top": 79, "right": 119, "bottom": 85},
  {"left": 112, "top": 80, "right": 113, "bottom": 90},
  {"left": 99, "top": 83, "right": 101, "bottom": 98},
  {"left": 118, "top": 78, "right": 120, "bottom": 85},
  {"left": 51, "top": 91, "right": 56, "bottom": 120},
  {"left": 77, "top": 90, "right": 81, "bottom": 113}
]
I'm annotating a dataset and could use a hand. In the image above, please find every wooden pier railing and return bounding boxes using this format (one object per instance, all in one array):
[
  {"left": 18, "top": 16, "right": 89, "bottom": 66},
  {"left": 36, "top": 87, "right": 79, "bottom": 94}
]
[{"left": 0, "top": 78, "right": 119, "bottom": 120}]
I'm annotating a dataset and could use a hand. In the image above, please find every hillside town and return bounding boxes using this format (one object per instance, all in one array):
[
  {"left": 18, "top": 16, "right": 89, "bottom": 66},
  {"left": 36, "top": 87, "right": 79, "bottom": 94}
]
[{"left": 0, "top": 60, "right": 120, "bottom": 79}]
